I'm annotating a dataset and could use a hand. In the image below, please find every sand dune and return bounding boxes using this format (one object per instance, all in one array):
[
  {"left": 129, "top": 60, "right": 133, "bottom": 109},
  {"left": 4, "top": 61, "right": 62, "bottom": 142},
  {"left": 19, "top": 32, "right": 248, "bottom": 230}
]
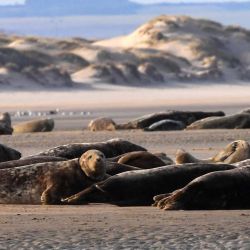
[{"left": 1, "top": 15, "right": 250, "bottom": 89}]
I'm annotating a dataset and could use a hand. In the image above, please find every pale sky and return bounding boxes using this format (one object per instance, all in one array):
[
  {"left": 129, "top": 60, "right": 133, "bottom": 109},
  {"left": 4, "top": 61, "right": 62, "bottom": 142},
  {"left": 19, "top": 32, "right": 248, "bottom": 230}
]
[
  {"left": 0, "top": 0, "right": 25, "bottom": 5},
  {"left": 133, "top": 0, "right": 250, "bottom": 3},
  {"left": 1, "top": 0, "right": 250, "bottom": 5}
]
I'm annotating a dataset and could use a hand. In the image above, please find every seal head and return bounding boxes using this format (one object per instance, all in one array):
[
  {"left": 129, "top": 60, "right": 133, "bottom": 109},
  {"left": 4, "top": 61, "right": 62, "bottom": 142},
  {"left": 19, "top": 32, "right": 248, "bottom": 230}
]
[{"left": 79, "top": 150, "right": 106, "bottom": 181}]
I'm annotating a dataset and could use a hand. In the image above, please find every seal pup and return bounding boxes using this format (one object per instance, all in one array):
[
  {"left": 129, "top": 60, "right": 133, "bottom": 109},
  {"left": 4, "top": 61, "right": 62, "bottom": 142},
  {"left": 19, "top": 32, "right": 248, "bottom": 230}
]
[
  {"left": 0, "top": 144, "right": 21, "bottom": 163},
  {"left": 175, "top": 140, "right": 250, "bottom": 165},
  {"left": 154, "top": 166, "right": 250, "bottom": 210},
  {"left": 62, "top": 163, "right": 235, "bottom": 206},
  {"left": 0, "top": 150, "right": 109, "bottom": 204},
  {"left": 0, "top": 112, "right": 13, "bottom": 135},
  {"left": 34, "top": 138, "right": 146, "bottom": 159}
]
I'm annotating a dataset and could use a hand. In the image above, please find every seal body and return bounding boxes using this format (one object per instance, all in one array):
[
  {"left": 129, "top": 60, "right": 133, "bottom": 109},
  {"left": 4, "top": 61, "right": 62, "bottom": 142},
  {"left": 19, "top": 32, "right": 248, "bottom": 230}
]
[
  {"left": 117, "top": 111, "right": 225, "bottom": 129},
  {"left": 144, "top": 119, "right": 185, "bottom": 131},
  {"left": 0, "top": 150, "right": 108, "bottom": 204},
  {"left": 186, "top": 113, "right": 250, "bottom": 129},
  {"left": 0, "top": 144, "right": 21, "bottom": 163},
  {"left": 155, "top": 166, "right": 250, "bottom": 210},
  {"left": 62, "top": 163, "right": 235, "bottom": 206},
  {"left": 0, "top": 156, "right": 66, "bottom": 170},
  {"left": 34, "top": 138, "right": 146, "bottom": 159},
  {"left": 13, "top": 118, "right": 54, "bottom": 133},
  {"left": 0, "top": 112, "right": 13, "bottom": 135}
]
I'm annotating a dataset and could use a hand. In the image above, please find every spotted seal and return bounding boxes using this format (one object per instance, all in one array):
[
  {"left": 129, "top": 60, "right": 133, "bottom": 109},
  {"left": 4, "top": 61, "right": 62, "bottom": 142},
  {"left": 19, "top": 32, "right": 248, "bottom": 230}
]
[{"left": 0, "top": 150, "right": 109, "bottom": 204}]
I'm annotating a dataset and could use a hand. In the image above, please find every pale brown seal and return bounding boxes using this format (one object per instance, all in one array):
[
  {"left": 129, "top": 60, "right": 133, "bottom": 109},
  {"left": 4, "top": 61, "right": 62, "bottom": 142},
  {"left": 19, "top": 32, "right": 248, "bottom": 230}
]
[
  {"left": 88, "top": 117, "right": 116, "bottom": 131},
  {"left": 13, "top": 118, "right": 54, "bottom": 133},
  {"left": 154, "top": 166, "right": 250, "bottom": 210},
  {"left": 0, "top": 150, "right": 109, "bottom": 204},
  {"left": 175, "top": 140, "right": 250, "bottom": 165}
]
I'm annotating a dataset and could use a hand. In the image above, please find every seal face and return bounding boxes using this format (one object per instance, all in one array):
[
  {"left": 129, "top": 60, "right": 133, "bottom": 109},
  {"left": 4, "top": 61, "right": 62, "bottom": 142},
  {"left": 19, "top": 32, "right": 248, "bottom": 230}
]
[
  {"left": 154, "top": 166, "right": 250, "bottom": 210},
  {"left": 175, "top": 140, "right": 250, "bottom": 165},
  {"left": 88, "top": 117, "right": 116, "bottom": 131},
  {"left": 79, "top": 150, "right": 106, "bottom": 181}
]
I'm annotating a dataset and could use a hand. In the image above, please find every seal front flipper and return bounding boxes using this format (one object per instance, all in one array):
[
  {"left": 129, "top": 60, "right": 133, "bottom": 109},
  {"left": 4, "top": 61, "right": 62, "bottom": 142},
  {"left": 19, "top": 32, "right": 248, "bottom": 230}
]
[{"left": 61, "top": 184, "right": 107, "bottom": 205}]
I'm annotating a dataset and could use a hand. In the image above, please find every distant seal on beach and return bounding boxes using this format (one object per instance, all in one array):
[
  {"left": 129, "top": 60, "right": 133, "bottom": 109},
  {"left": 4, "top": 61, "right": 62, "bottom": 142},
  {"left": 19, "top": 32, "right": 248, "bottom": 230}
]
[
  {"left": 88, "top": 117, "right": 117, "bottom": 131},
  {"left": 62, "top": 163, "right": 235, "bottom": 206},
  {"left": 34, "top": 138, "right": 146, "bottom": 159},
  {"left": 175, "top": 140, "right": 250, "bottom": 165},
  {"left": 0, "top": 156, "right": 67, "bottom": 170},
  {"left": 0, "top": 144, "right": 21, "bottom": 163},
  {"left": 186, "top": 113, "right": 250, "bottom": 129},
  {"left": 0, "top": 112, "right": 13, "bottom": 135},
  {"left": 116, "top": 111, "right": 225, "bottom": 129},
  {"left": 13, "top": 118, "right": 54, "bottom": 133},
  {"left": 0, "top": 150, "right": 109, "bottom": 204},
  {"left": 154, "top": 166, "right": 250, "bottom": 210},
  {"left": 144, "top": 119, "right": 185, "bottom": 131}
]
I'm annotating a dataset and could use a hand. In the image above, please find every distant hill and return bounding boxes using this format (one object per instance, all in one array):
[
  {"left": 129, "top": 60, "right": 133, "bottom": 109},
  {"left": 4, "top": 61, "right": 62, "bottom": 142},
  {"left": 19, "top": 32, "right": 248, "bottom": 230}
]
[
  {"left": 0, "top": 0, "right": 140, "bottom": 17},
  {"left": 0, "top": 0, "right": 250, "bottom": 17}
]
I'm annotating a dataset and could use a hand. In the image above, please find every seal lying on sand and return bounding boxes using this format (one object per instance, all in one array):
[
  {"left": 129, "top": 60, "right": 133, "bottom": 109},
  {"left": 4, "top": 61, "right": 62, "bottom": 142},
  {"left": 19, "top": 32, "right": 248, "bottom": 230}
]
[
  {"left": 154, "top": 166, "right": 250, "bottom": 210},
  {"left": 144, "top": 119, "right": 185, "bottom": 131},
  {"left": 0, "top": 112, "right": 13, "bottom": 135},
  {"left": 0, "top": 150, "right": 109, "bottom": 204},
  {"left": 62, "top": 163, "right": 235, "bottom": 206},
  {"left": 108, "top": 151, "right": 170, "bottom": 169},
  {"left": 175, "top": 140, "right": 250, "bottom": 165},
  {"left": 0, "top": 156, "right": 67, "bottom": 170},
  {"left": 117, "top": 111, "right": 225, "bottom": 129},
  {"left": 186, "top": 113, "right": 250, "bottom": 129},
  {"left": 0, "top": 144, "right": 21, "bottom": 163},
  {"left": 108, "top": 151, "right": 173, "bottom": 166},
  {"left": 34, "top": 138, "right": 146, "bottom": 159},
  {"left": 88, "top": 117, "right": 117, "bottom": 131},
  {"left": 13, "top": 118, "right": 54, "bottom": 133}
]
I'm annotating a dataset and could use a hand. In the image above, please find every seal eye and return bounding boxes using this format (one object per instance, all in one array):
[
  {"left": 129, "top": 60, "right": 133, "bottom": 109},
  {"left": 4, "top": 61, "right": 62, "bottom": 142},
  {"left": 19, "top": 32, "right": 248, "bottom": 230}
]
[
  {"left": 88, "top": 155, "right": 92, "bottom": 160},
  {"left": 232, "top": 142, "right": 238, "bottom": 151}
]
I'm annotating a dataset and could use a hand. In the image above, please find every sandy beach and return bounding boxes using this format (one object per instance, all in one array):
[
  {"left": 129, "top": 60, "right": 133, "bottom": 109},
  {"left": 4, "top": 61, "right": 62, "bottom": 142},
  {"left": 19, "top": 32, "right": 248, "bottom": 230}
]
[{"left": 0, "top": 85, "right": 250, "bottom": 248}]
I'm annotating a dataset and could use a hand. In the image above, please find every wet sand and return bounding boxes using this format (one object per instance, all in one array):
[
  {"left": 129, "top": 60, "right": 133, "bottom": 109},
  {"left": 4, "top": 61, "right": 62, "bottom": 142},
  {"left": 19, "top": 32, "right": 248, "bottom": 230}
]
[{"left": 0, "top": 205, "right": 250, "bottom": 249}]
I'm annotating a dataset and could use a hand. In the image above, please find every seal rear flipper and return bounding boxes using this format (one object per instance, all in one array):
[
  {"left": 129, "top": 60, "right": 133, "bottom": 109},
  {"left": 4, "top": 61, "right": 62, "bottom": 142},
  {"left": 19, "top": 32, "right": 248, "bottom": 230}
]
[{"left": 152, "top": 193, "right": 172, "bottom": 207}]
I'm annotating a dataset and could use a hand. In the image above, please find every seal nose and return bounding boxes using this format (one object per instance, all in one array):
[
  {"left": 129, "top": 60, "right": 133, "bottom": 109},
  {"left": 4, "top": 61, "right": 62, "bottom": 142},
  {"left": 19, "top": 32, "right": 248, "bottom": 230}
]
[{"left": 96, "top": 157, "right": 101, "bottom": 162}]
